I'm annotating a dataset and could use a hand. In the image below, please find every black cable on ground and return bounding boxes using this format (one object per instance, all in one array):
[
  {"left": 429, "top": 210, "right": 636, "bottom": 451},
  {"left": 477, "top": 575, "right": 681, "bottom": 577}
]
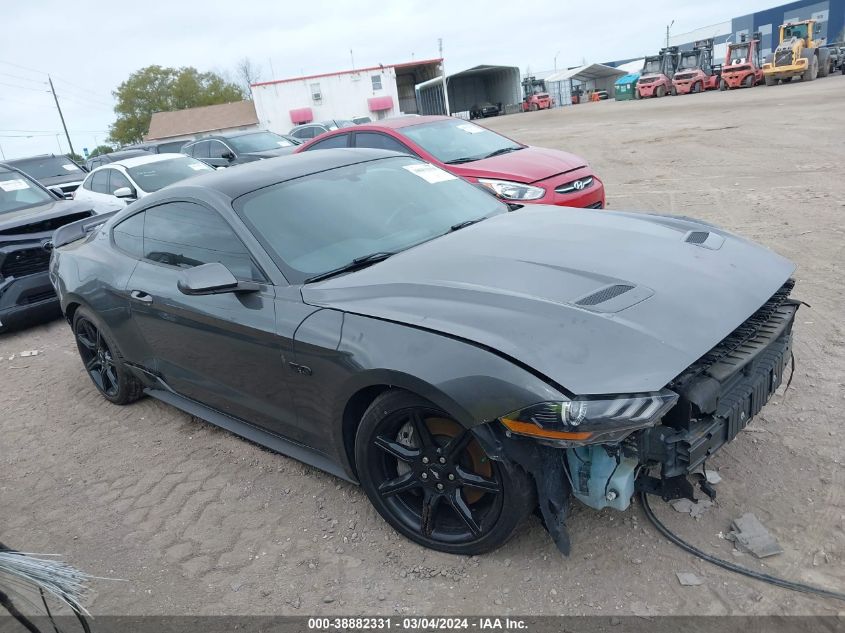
[{"left": 639, "top": 491, "right": 845, "bottom": 602}]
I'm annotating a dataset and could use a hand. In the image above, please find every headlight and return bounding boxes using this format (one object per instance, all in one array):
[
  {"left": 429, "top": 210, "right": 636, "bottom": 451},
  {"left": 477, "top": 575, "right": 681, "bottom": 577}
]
[
  {"left": 477, "top": 178, "right": 545, "bottom": 201},
  {"left": 500, "top": 389, "right": 678, "bottom": 445}
]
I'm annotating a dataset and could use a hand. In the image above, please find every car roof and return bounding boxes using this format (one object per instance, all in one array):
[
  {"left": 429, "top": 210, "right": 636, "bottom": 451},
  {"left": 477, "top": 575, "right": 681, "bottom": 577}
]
[
  {"left": 351, "top": 115, "right": 449, "bottom": 130},
  {"left": 98, "top": 149, "right": 153, "bottom": 161},
  {"left": 5, "top": 153, "right": 67, "bottom": 163},
  {"left": 156, "top": 148, "right": 406, "bottom": 200},
  {"left": 93, "top": 152, "right": 189, "bottom": 170}
]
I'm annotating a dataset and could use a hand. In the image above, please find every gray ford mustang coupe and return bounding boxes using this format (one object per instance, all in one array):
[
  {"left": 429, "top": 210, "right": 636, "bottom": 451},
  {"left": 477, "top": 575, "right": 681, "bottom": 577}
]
[{"left": 50, "top": 149, "right": 798, "bottom": 555}]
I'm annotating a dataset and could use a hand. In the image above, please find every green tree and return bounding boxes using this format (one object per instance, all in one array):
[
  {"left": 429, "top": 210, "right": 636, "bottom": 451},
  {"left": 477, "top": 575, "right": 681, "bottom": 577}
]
[
  {"left": 108, "top": 65, "right": 243, "bottom": 145},
  {"left": 88, "top": 144, "right": 114, "bottom": 158},
  {"left": 68, "top": 151, "right": 85, "bottom": 164}
]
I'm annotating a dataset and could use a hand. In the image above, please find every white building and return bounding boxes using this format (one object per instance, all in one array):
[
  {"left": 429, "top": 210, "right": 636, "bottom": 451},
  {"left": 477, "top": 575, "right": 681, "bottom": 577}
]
[{"left": 250, "top": 59, "right": 443, "bottom": 134}]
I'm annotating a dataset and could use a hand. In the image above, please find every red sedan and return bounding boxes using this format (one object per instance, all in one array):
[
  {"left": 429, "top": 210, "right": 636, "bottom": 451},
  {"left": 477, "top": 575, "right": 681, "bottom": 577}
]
[{"left": 294, "top": 115, "right": 605, "bottom": 209}]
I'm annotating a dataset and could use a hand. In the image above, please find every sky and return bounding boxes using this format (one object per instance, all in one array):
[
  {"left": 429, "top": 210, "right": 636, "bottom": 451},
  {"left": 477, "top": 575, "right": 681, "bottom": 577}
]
[{"left": 1, "top": 0, "right": 776, "bottom": 160}]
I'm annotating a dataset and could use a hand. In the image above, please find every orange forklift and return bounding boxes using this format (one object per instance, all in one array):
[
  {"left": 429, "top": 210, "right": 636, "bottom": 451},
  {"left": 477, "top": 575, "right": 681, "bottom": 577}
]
[
  {"left": 672, "top": 39, "right": 722, "bottom": 94},
  {"left": 720, "top": 32, "right": 764, "bottom": 89}
]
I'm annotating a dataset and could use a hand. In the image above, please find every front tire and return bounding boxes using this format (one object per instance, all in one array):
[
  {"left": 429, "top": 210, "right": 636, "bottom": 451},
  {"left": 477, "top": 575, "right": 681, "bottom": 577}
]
[
  {"left": 73, "top": 307, "right": 143, "bottom": 405},
  {"left": 355, "top": 390, "right": 534, "bottom": 555}
]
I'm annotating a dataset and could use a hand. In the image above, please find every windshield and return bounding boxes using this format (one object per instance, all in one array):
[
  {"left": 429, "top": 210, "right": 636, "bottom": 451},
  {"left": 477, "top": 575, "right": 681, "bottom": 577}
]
[
  {"left": 235, "top": 156, "right": 507, "bottom": 283},
  {"left": 729, "top": 44, "right": 749, "bottom": 63},
  {"left": 227, "top": 131, "right": 294, "bottom": 152},
  {"left": 400, "top": 119, "right": 522, "bottom": 164},
  {"left": 7, "top": 156, "right": 83, "bottom": 180},
  {"left": 643, "top": 59, "right": 662, "bottom": 73},
  {"left": 679, "top": 52, "right": 700, "bottom": 69},
  {"left": 127, "top": 156, "right": 214, "bottom": 192},
  {"left": 0, "top": 168, "right": 54, "bottom": 215},
  {"left": 783, "top": 24, "right": 808, "bottom": 39}
]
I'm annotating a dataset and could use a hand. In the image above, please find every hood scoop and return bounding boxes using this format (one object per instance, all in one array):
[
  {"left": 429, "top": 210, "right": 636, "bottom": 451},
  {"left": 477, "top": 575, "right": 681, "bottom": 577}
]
[
  {"left": 684, "top": 230, "right": 724, "bottom": 250},
  {"left": 573, "top": 283, "right": 654, "bottom": 314}
]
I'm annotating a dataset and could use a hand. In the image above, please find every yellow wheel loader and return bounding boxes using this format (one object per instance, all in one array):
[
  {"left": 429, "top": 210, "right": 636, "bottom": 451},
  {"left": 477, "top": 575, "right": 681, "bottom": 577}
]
[{"left": 762, "top": 19, "right": 832, "bottom": 85}]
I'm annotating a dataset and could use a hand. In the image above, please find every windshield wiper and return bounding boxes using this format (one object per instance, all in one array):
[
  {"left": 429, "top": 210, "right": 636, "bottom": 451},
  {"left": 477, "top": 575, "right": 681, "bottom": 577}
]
[
  {"left": 303, "top": 252, "right": 394, "bottom": 284},
  {"left": 444, "top": 157, "right": 479, "bottom": 164},
  {"left": 483, "top": 147, "right": 522, "bottom": 159},
  {"left": 450, "top": 217, "right": 486, "bottom": 232}
]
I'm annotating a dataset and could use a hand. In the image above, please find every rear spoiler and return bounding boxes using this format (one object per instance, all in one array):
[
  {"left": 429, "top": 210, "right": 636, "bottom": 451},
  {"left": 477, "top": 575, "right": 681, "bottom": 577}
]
[{"left": 52, "top": 211, "right": 118, "bottom": 249}]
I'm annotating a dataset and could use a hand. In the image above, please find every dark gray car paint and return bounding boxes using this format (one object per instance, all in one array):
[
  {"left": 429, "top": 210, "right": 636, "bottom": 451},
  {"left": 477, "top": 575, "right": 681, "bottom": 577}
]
[
  {"left": 51, "top": 149, "right": 794, "bottom": 481},
  {"left": 302, "top": 206, "right": 795, "bottom": 394}
]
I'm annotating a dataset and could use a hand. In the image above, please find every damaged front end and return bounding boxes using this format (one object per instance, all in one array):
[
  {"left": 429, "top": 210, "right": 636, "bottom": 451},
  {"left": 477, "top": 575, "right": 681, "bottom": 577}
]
[
  {"left": 0, "top": 210, "right": 93, "bottom": 331},
  {"left": 476, "top": 280, "right": 798, "bottom": 554}
]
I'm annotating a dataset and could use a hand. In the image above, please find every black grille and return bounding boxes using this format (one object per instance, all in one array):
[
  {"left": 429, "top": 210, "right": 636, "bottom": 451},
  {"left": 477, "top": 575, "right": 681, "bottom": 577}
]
[
  {"left": 775, "top": 49, "right": 794, "bottom": 67},
  {"left": 576, "top": 284, "right": 635, "bottom": 306},
  {"left": 18, "top": 289, "right": 55, "bottom": 305},
  {"left": 585, "top": 201, "right": 604, "bottom": 209},
  {"left": 670, "top": 279, "right": 795, "bottom": 389},
  {"left": 1, "top": 248, "right": 51, "bottom": 278},
  {"left": 0, "top": 211, "right": 92, "bottom": 236},
  {"left": 685, "top": 231, "right": 710, "bottom": 244}
]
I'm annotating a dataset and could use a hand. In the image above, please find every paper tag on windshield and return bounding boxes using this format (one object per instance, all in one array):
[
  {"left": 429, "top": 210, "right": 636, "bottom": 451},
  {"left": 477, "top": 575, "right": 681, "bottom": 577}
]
[
  {"left": 456, "top": 123, "right": 485, "bottom": 134},
  {"left": 277, "top": 140, "right": 292, "bottom": 147},
  {"left": 403, "top": 164, "right": 457, "bottom": 183},
  {"left": 0, "top": 179, "right": 30, "bottom": 192},
  {"left": 188, "top": 163, "right": 210, "bottom": 171},
  {"left": 62, "top": 163, "right": 79, "bottom": 171}
]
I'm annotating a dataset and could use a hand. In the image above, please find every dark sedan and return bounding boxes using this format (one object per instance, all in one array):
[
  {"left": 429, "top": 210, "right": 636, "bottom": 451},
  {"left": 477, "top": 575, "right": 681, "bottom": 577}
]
[
  {"left": 0, "top": 164, "right": 93, "bottom": 332},
  {"left": 5, "top": 154, "right": 87, "bottom": 198},
  {"left": 181, "top": 131, "right": 300, "bottom": 168},
  {"left": 50, "top": 150, "right": 797, "bottom": 554}
]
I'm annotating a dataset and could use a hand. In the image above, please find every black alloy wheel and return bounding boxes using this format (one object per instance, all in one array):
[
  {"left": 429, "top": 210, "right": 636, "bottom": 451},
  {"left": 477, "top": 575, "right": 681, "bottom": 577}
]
[
  {"left": 356, "top": 390, "right": 533, "bottom": 555},
  {"left": 72, "top": 307, "right": 143, "bottom": 405}
]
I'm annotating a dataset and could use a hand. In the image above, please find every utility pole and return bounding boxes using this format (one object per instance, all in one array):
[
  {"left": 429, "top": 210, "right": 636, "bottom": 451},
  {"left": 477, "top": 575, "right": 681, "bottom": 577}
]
[
  {"left": 48, "top": 76, "right": 75, "bottom": 156},
  {"left": 438, "top": 38, "right": 450, "bottom": 116},
  {"left": 666, "top": 20, "right": 675, "bottom": 48}
]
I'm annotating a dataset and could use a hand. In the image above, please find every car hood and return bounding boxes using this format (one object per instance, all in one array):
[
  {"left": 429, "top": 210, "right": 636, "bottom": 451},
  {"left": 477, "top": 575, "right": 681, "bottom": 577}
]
[
  {"left": 244, "top": 147, "right": 297, "bottom": 159},
  {"left": 301, "top": 207, "right": 795, "bottom": 395},
  {"left": 0, "top": 199, "right": 94, "bottom": 235},
  {"left": 449, "top": 146, "right": 587, "bottom": 184}
]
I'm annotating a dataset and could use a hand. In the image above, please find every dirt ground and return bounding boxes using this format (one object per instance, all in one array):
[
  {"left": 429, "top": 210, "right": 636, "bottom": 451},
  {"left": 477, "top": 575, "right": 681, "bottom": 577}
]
[{"left": 2, "top": 77, "right": 844, "bottom": 618}]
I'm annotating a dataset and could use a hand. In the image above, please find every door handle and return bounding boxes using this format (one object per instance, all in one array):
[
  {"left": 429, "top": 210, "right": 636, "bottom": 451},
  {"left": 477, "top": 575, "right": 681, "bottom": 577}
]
[{"left": 130, "top": 290, "right": 153, "bottom": 304}]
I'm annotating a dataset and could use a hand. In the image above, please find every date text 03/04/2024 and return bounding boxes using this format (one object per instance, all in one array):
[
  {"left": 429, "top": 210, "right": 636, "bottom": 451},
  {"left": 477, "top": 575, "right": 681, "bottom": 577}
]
[{"left": 307, "top": 617, "right": 528, "bottom": 630}]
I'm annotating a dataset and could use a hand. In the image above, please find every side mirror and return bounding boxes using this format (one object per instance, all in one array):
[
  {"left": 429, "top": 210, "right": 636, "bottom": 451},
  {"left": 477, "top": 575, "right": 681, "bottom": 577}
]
[
  {"left": 177, "top": 262, "right": 260, "bottom": 296},
  {"left": 113, "top": 186, "right": 137, "bottom": 200},
  {"left": 222, "top": 151, "right": 236, "bottom": 161},
  {"left": 48, "top": 185, "right": 68, "bottom": 199}
]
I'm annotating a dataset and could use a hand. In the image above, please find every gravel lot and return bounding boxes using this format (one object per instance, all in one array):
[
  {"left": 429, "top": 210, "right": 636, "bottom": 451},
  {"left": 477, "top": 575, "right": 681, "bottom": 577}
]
[{"left": 2, "top": 76, "right": 844, "bottom": 617}]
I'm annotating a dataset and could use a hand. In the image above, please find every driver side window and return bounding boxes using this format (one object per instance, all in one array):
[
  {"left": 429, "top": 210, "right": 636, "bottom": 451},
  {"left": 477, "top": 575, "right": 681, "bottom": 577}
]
[{"left": 142, "top": 201, "right": 263, "bottom": 281}]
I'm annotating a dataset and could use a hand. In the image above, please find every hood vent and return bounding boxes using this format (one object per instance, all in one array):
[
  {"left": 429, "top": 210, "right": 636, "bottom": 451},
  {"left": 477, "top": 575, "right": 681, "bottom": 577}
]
[
  {"left": 685, "top": 231, "right": 710, "bottom": 244},
  {"left": 576, "top": 284, "right": 635, "bottom": 306}
]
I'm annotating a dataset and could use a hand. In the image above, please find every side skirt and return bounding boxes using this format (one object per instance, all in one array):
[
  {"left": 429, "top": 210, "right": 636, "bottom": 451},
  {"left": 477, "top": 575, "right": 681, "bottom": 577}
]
[{"left": 144, "top": 387, "right": 355, "bottom": 483}]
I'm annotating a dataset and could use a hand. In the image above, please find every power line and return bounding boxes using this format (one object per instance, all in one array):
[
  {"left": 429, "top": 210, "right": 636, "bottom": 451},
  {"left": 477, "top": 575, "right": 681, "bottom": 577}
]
[
  {"left": 0, "top": 60, "right": 114, "bottom": 107},
  {"left": 0, "top": 71, "right": 47, "bottom": 85},
  {"left": 0, "top": 80, "right": 50, "bottom": 93}
]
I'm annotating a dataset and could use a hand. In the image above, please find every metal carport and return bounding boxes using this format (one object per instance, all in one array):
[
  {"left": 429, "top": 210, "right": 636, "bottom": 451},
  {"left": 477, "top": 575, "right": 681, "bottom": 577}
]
[
  {"left": 416, "top": 65, "right": 521, "bottom": 117},
  {"left": 546, "top": 63, "right": 628, "bottom": 105}
]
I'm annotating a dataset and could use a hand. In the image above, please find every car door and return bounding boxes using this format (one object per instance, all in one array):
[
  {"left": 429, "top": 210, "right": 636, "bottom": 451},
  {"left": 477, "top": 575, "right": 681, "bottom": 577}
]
[
  {"left": 78, "top": 168, "right": 122, "bottom": 214},
  {"left": 125, "top": 199, "right": 300, "bottom": 437}
]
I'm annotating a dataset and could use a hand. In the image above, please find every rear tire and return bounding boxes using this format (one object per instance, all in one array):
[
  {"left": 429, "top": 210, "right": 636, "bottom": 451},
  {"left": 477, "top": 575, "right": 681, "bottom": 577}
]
[
  {"left": 693, "top": 81, "right": 702, "bottom": 93},
  {"left": 72, "top": 307, "right": 143, "bottom": 405},
  {"left": 743, "top": 74, "right": 754, "bottom": 88},
  {"left": 719, "top": 79, "right": 727, "bottom": 91},
  {"left": 764, "top": 74, "right": 776, "bottom": 86},
  {"left": 354, "top": 390, "right": 534, "bottom": 555},
  {"left": 530, "top": 103, "right": 538, "bottom": 111},
  {"left": 656, "top": 85, "right": 666, "bottom": 98}
]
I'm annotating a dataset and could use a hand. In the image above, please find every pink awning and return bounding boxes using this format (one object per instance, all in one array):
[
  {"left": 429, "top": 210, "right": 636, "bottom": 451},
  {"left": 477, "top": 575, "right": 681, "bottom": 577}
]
[
  {"left": 289, "top": 107, "right": 313, "bottom": 124},
  {"left": 368, "top": 96, "right": 394, "bottom": 112}
]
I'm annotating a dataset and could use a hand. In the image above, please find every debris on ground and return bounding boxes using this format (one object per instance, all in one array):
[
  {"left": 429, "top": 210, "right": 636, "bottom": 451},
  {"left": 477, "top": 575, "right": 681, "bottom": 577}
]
[
  {"left": 812, "top": 550, "right": 830, "bottom": 566},
  {"left": 728, "top": 513, "right": 783, "bottom": 558},
  {"left": 670, "top": 498, "right": 713, "bottom": 520},
  {"left": 675, "top": 572, "right": 704, "bottom": 586},
  {"left": 19, "top": 350, "right": 39, "bottom": 357},
  {"left": 705, "top": 469, "right": 722, "bottom": 485}
]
